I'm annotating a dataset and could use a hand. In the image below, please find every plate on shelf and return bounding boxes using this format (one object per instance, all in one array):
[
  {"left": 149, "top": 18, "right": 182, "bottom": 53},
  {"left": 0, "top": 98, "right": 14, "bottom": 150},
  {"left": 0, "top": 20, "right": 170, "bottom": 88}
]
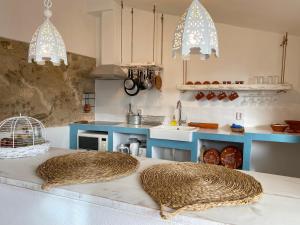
[
  {"left": 203, "top": 149, "right": 220, "bottom": 165},
  {"left": 220, "top": 146, "right": 242, "bottom": 169}
]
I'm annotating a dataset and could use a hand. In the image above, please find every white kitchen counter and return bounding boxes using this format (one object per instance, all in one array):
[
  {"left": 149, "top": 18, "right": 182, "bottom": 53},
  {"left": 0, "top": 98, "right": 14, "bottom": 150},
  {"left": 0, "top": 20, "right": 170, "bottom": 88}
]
[
  {"left": 0, "top": 148, "right": 300, "bottom": 225},
  {"left": 246, "top": 126, "right": 300, "bottom": 136}
]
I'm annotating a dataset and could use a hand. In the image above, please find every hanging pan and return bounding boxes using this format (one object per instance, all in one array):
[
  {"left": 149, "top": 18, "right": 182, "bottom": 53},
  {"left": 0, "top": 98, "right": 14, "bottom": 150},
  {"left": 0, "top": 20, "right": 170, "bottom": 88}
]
[
  {"left": 124, "top": 83, "right": 140, "bottom": 96},
  {"left": 124, "top": 69, "right": 136, "bottom": 90}
]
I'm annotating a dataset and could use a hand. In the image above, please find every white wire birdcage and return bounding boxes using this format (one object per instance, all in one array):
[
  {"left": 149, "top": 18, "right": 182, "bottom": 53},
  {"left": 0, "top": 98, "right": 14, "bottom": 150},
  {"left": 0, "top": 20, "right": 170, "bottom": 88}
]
[{"left": 0, "top": 115, "right": 49, "bottom": 159}]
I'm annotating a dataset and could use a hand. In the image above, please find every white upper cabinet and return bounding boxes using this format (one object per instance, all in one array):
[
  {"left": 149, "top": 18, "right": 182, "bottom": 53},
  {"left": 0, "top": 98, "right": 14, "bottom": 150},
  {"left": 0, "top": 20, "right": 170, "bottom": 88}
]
[{"left": 87, "top": 0, "right": 162, "bottom": 65}]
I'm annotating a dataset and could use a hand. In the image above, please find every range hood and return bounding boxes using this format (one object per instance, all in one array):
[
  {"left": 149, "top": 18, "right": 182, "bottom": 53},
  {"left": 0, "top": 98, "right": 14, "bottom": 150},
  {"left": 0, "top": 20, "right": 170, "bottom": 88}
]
[
  {"left": 90, "top": 64, "right": 126, "bottom": 80},
  {"left": 90, "top": 10, "right": 127, "bottom": 81}
]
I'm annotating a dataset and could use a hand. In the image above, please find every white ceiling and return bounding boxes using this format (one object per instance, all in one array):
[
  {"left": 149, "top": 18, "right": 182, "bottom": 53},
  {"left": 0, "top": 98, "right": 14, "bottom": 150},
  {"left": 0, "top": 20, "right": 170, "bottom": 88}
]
[{"left": 119, "top": 0, "right": 300, "bottom": 36}]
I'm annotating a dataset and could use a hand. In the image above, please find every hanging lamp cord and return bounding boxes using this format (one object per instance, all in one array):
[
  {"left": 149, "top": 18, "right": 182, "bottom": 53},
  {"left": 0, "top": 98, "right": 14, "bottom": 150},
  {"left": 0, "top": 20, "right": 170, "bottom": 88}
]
[
  {"left": 44, "top": 0, "right": 52, "bottom": 9},
  {"left": 120, "top": 1, "right": 124, "bottom": 64},
  {"left": 153, "top": 5, "right": 156, "bottom": 63},
  {"left": 280, "top": 32, "right": 288, "bottom": 84},
  {"left": 131, "top": 8, "right": 134, "bottom": 63},
  {"left": 161, "top": 14, "right": 164, "bottom": 65},
  {"left": 182, "top": 60, "right": 188, "bottom": 84},
  {"left": 43, "top": 0, "right": 53, "bottom": 19}
]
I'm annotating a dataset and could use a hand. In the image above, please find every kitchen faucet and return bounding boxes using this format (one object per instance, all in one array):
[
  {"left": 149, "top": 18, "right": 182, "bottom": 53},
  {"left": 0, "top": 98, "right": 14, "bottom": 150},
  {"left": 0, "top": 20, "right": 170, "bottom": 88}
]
[{"left": 176, "top": 100, "right": 184, "bottom": 126}]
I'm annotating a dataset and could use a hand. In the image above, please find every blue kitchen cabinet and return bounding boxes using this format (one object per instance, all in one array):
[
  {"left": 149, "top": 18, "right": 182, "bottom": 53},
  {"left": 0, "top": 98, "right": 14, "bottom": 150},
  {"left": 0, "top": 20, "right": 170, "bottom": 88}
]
[
  {"left": 69, "top": 123, "right": 112, "bottom": 151},
  {"left": 193, "top": 132, "right": 247, "bottom": 169},
  {"left": 147, "top": 138, "right": 198, "bottom": 162},
  {"left": 70, "top": 123, "right": 300, "bottom": 171},
  {"left": 243, "top": 132, "right": 300, "bottom": 170},
  {"left": 69, "top": 123, "right": 149, "bottom": 152}
]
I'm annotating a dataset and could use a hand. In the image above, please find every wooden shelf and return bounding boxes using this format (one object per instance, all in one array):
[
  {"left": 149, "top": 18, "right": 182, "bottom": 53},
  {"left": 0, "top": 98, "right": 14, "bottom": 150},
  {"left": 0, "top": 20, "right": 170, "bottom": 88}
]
[
  {"left": 176, "top": 84, "right": 293, "bottom": 92},
  {"left": 121, "top": 63, "right": 163, "bottom": 71}
]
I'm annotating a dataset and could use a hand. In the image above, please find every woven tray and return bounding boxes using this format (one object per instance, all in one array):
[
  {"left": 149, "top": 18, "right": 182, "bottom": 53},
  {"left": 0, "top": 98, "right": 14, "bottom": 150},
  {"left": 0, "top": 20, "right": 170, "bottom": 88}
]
[
  {"left": 37, "top": 151, "right": 139, "bottom": 190},
  {"left": 141, "top": 163, "right": 263, "bottom": 219}
]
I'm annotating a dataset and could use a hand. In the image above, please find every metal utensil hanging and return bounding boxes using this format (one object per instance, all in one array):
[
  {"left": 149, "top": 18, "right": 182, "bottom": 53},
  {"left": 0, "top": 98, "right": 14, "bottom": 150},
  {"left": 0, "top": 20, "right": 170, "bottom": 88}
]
[
  {"left": 124, "top": 84, "right": 140, "bottom": 96},
  {"left": 124, "top": 68, "right": 140, "bottom": 96},
  {"left": 124, "top": 69, "right": 136, "bottom": 90}
]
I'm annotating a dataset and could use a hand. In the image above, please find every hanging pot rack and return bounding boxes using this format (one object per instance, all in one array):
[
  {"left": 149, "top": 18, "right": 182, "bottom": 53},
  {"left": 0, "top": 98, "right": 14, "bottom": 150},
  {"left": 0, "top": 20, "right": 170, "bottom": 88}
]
[
  {"left": 152, "top": 5, "right": 156, "bottom": 63},
  {"left": 120, "top": 1, "right": 124, "bottom": 64},
  {"left": 160, "top": 14, "right": 164, "bottom": 65},
  {"left": 120, "top": 3, "right": 163, "bottom": 71},
  {"left": 280, "top": 32, "right": 288, "bottom": 84},
  {"left": 131, "top": 7, "right": 134, "bottom": 63},
  {"left": 121, "top": 3, "right": 164, "bottom": 96}
]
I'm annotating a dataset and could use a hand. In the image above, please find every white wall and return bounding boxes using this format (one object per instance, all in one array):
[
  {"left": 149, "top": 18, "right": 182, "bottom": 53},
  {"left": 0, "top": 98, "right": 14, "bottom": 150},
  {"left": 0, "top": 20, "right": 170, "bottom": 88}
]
[
  {"left": 0, "top": 0, "right": 97, "bottom": 148},
  {"left": 95, "top": 7, "right": 300, "bottom": 177}
]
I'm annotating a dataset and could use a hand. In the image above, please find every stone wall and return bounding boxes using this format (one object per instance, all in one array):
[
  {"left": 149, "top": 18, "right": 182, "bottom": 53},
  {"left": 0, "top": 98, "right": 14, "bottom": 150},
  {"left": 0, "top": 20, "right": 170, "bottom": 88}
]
[{"left": 0, "top": 37, "right": 96, "bottom": 127}]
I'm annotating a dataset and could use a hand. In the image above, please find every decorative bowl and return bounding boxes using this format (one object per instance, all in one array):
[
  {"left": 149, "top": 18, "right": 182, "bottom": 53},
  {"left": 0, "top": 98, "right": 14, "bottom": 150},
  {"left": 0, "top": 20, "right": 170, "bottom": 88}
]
[
  {"left": 271, "top": 124, "right": 289, "bottom": 132},
  {"left": 231, "top": 124, "right": 244, "bottom": 133},
  {"left": 231, "top": 127, "right": 245, "bottom": 133}
]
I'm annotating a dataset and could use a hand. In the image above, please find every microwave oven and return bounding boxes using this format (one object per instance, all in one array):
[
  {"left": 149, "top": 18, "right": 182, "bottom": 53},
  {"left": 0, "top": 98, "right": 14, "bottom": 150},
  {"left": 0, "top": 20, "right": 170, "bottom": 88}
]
[{"left": 77, "top": 131, "right": 108, "bottom": 151}]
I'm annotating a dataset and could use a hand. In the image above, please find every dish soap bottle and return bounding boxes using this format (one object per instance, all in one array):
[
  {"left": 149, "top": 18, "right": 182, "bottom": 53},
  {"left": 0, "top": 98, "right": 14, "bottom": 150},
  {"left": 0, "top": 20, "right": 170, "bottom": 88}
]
[{"left": 170, "top": 115, "right": 177, "bottom": 126}]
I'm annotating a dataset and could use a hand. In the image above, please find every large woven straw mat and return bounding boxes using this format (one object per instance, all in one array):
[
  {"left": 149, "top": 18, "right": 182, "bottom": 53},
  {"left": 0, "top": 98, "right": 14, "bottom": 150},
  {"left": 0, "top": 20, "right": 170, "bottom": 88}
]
[
  {"left": 140, "top": 163, "right": 263, "bottom": 219},
  {"left": 37, "top": 151, "right": 139, "bottom": 190}
]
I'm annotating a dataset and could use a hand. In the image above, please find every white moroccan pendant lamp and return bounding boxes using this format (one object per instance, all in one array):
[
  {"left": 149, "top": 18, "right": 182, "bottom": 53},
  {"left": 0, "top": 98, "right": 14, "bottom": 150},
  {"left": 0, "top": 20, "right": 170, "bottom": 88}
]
[
  {"left": 28, "top": 0, "right": 68, "bottom": 66},
  {"left": 172, "top": 0, "right": 219, "bottom": 60}
]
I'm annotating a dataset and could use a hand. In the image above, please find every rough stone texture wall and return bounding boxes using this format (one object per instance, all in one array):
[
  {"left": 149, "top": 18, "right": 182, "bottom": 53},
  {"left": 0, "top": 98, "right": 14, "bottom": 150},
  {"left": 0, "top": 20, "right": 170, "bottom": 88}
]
[{"left": 0, "top": 37, "right": 96, "bottom": 127}]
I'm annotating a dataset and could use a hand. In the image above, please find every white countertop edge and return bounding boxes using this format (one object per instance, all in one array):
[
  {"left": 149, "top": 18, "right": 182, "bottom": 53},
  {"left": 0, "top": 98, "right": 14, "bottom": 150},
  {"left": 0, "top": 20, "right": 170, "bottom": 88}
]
[{"left": 0, "top": 176, "right": 224, "bottom": 225}]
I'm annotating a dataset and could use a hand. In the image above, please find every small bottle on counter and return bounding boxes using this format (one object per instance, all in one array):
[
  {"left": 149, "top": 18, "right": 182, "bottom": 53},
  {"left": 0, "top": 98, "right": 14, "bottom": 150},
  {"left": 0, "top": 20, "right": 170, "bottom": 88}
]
[{"left": 170, "top": 115, "right": 177, "bottom": 126}]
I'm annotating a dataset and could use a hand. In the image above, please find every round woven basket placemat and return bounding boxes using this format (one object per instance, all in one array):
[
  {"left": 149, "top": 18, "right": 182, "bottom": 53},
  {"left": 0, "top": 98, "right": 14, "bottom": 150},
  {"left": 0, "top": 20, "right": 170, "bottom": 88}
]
[
  {"left": 141, "top": 163, "right": 263, "bottom": 219},
  {"left": 37, "top": 152, "right": 139, "bottom": 190}
]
